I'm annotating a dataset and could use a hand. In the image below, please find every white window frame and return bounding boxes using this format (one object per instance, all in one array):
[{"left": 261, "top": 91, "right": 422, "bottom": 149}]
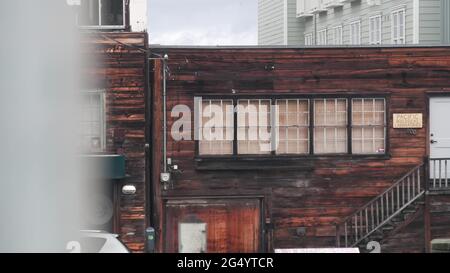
[
  {"left": 317, "top": 28, "right": 328, "bottom": 45},
  {"left": 81, "top": 90, "right": 106, "bottom": 152},
  {"left": 332, "top": 25, "right": 343, "bottom": 45},
  {"left": 313, "top": 98, "right": 349, "bottom": 155},
  {"left": 237, "top": 99, "right": 273, "bottom": 155},
  {"left": 351, "top": 98, "right": 387, "bottom": 155},
  {"left": 275, "top": 99, "right": 310, "bottom": 155},
  {"left": 304, "top": 33, "right": 314, "bottom": 46},
  {"left": 349, "top": 20, "right": 361, "bottom": 45},
  {"left": 391, "top": 8, "right": 406, "bottom": 44},
  {"left": 198, "top": 98, "right": 234, "bottom": 156},
  {"left": 369, "top": 15, "right": 382, "bottom": 45},
  {"left": 78, "top": 0, "right": 126, "bottom": 30}
]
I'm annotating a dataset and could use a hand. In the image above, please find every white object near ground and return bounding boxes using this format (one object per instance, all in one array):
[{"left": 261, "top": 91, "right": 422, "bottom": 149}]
[{"left": 275, "top": 248, "right": 360, "bottom": 253}]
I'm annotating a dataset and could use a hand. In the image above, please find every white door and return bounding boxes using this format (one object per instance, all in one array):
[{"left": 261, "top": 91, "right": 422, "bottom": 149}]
[{"left": 429, "top": 97, "right": 450, "bottom": 184}]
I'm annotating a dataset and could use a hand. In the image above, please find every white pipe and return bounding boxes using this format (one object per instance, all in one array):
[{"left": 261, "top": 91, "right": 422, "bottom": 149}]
[{"left": 163, "top": 54, "right": 168, "bottom": 173}]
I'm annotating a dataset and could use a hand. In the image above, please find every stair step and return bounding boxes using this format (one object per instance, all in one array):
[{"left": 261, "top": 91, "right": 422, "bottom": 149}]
[
  {"left": 390, "top": 218, "right": 404, "bottom": 224},
  {"left": 402, "top": 209, "right": 417, "bottom": 214},
  {"left": 368, "top": 234, "right": 383, "bottom": 241},
  {"left": 382, "top": 225, "right": 395, "bottom": 231}
]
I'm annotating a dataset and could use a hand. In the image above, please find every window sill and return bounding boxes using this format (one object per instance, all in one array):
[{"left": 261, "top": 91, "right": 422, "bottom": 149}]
[
  {"left": 194, "top": 154, "right": 391, "bottom": 171},
  {"left": 78, "top": 25, "right": 127, "bottom": 31}
]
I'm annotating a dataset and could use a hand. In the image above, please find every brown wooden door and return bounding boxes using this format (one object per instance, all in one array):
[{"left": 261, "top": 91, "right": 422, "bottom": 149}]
[{"left": 164, "top": 198, "right": 262, "bottom": 253}]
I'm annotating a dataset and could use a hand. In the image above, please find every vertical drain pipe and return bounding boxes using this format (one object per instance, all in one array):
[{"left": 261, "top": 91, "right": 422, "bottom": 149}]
[
  {"left": 150, "top": 54, "right": 169, "bottom": 190},
  {"left": 163, "top": 54, "right": 168, "bottom": 174}
]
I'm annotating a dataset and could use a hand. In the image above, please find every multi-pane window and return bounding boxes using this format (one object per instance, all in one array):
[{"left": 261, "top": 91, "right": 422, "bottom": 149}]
[
  {"left": 199, "top": 99, "right": 234, "bottom": 155},
  {"left": 305, "top": 33, "right": 314, "bottom": 46},
  {"left": 276, "top": 99, "right": 310, "bottom": 155},
  {"left": 352, "top": 99, "right": 386, "bottom": 154},
  {"left": 314, "top": 99, "right": 348, "bottom": 154},
  {"left": 79, "top": 0, "right": 125, "bottom": 28},
  {"left": 332, "top": 26, "right": 343, "bottom": 45},
  {"left": 237, "top": 100, "right": 272, "bottom": 155},
  {"left": 318, "top": 29, "right": 328, "bottom": 46},
  {"left": 196, "top": 97, "right": 387, "bottom": 157},
  {"left": 369, "top": 15, "right": 382, "bottom": 45},
  {"left": 80, "top": 92, "right": 105, "bottom": 152},
  {"left": 350, "top": 20, "right": 361, "bottom": 45},
  {"left": 391, "top": 9, "right": 406, "bottom": 44}
]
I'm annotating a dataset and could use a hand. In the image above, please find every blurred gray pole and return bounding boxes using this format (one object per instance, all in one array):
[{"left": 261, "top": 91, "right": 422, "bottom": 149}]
[{"left": 0, "top": 0, "right": 84, "bottom": 252}]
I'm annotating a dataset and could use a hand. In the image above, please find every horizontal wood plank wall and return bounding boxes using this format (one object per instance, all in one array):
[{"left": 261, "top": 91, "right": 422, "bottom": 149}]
[
  {"left": 151, "top": 47, "right": 450, "bottom": 251},
  {"left": 381, "top": 196, "right": 450, "bottom": 253},
  {"left": 82, "top": 32, "right": 148, "bottom": 252}
]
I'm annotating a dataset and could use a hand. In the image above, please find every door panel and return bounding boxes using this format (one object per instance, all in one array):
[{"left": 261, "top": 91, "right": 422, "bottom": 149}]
[
  {"left": 430, "top": 97, "right": 450, "bottom": 179},
  {"left": 164, "top": 198, "right": 261, "bottom": 253},
  {"left": 430, "top": 98, "right": 450, "bottom": 158}
]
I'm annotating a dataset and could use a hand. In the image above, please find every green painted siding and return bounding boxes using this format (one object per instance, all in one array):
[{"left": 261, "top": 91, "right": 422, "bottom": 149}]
[
  {"left": 303, "top": 0, "right": 415, "bottom": 45},
  {"left": 420, "top": 0, "right": 441, "bottom": 44},
  {"left": 442, "top": 0, "right": 450, "bottom": 43},
  {"left": 258, "top": 0, "right": 446, "bottom": 46},
  {"left": 258, "top": 0, "right": 286, "bottom": 45},
  {"left": 287, "top": 0, "right": 305, "bottom": 44}
]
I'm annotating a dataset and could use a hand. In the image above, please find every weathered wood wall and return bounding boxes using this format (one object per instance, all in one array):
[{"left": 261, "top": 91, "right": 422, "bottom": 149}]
[
  {"left": 151, "top": 46, "right": 450, "bottom": 252},
  {"left": 381, "top": 195, "right": 450, "bottom": 253},
  {"left": 83, "top": 32, "right": 148, "bottom": 252}
]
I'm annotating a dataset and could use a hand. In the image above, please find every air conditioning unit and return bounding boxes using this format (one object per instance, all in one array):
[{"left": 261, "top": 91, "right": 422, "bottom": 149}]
[
  {"left": 310, "top": 0, "right": 328, "bottom": 14},
  {"left": 367, "top": 0, "right": 381, "bottom": 6},
  {"left": 297, "top": 11, "right": 314, "bottom": 19},
  {"left": 324, "top": 0, "right": 344, "bottom": 9}
]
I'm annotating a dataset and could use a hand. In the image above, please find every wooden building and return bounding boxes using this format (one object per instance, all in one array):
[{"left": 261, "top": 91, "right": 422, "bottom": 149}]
[
  {"left": 150, "top": 46, "right": 450, "bottom": 253},
  {"left": 81, "top": 32, "right": 149, "bottom": 252},
  {"left": 76, "top": 0, "right": 149, "bottom": 252}
]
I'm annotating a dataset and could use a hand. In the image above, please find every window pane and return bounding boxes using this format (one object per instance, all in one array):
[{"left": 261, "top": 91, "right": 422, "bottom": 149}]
[
  {"left": 313, "top": 99, "right": 348, "bottom": 154},
  {"left": 80, "top": 92, "right": 105, "bottom": 152},
  {"left": 314, "top": 127, "right": 348, "bottom": 154},
  {"left": 101, "top": 0, "right": 124, "bottom": 26},
  {"left": 276, "top": 99, "right": 309, "bottom": 155},
  {"left": 199, "top": 99, "right": 234, "bottom": 155},
  {"left": 375, "top": 139, "right": 386, "bottom": 153},
  {"left": 237, "top": 100, "right": 272, "bottom": 155},
  {"left": 80, "top": 0, "right": 100, "bottom": 26},
  {"left": 352, "top": 98, "right": 386, "bottom": 154}
]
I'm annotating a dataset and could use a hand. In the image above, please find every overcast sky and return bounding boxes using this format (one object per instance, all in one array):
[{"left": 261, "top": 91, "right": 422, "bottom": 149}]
[{"left": 148, "top": 0, "right": 258, "bottom": 45}]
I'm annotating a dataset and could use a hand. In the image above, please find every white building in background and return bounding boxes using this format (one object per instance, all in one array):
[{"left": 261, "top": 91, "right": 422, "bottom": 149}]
[
  {"left": 258, "top": 0, "right": 450, "bottom": 46},
  {"left": 67, "top": 0, "right": 148, "bottom": 32}
]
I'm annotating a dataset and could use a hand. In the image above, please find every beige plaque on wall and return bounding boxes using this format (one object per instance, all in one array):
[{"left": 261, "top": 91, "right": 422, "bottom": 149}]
[{"left": 393, "top": 113, "right": 423, "bottom": 129}]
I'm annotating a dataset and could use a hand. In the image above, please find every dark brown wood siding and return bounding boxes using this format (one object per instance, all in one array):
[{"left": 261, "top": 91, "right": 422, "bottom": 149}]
[
  {"left": 82, "top": 32, "right": 148, "bottom": 252},
  {"left": 164, "top": 198, "right": 261, "bottom": 253},
  {"left": 380, "top": 195, "right": 450, "bottom": 253},
  {"left": 151, "top": 47, "right": 450, "bottom": 252}
]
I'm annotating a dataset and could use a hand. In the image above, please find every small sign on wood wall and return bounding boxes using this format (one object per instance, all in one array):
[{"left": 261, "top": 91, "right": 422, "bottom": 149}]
[{"left": 393, "top": 113, "right": 423, "bottom": 129}]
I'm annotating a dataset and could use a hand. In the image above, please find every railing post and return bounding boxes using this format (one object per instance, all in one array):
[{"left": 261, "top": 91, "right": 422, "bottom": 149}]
[
  {"left": 336, "top": 224, "right": 341, "bottom": 248},
  {"left": 337, "top": 161, "right": 431, "bottom": 249},
  {"left": 423, "top": 156, "right": 431, "bottom": 253},
  {"left": 423, "top": 157, "right": 429, "bottom": 192}
]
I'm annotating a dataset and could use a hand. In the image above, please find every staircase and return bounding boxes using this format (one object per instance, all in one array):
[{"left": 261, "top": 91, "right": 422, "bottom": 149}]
[{"left": 335, "top": 163, "right": 426, "bottom": 251}]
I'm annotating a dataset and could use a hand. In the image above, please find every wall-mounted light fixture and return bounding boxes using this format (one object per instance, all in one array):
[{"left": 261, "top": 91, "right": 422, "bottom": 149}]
[{"left": 122, "top": 184, "right": 137, "bottom": 195}]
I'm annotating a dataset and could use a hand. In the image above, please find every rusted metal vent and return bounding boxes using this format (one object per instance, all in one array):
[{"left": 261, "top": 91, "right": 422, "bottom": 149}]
[{"left": 431, "top": 239, "right": 450, "bottom": 253}]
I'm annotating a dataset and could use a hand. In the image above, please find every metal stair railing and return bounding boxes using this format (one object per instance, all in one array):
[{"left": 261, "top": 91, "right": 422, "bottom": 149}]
[
  {"left": 336, "top": 163, "right": 425, "bottom": 248},
  {"left": 430, "top": 158, "right": 450, "bottom": 190}
]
